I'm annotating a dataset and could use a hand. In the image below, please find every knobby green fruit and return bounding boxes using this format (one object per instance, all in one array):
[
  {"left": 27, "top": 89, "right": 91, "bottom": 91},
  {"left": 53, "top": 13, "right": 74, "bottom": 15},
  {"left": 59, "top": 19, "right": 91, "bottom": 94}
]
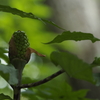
[
  {"left": 9, "top": 30, "right": 45, "bottom": 67},
  {"left": 13, "top": 30, "right": 30, "bottom": 59},
  {"left": 9, "top": 30, "right": 31, "bottom": 64}
]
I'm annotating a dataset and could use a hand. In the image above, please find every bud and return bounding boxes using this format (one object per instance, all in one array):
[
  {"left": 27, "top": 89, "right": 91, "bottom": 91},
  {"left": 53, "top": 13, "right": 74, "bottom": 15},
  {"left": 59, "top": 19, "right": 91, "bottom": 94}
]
[{"left": 9, "top": 30, "right": 45, "bottom": 66}]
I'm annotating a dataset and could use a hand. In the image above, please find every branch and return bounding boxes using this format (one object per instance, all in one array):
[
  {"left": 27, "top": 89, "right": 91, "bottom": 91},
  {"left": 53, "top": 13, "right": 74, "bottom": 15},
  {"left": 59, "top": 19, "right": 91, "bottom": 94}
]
[{"left": 20, "top": 69, "right": 65, "bottom": 89}]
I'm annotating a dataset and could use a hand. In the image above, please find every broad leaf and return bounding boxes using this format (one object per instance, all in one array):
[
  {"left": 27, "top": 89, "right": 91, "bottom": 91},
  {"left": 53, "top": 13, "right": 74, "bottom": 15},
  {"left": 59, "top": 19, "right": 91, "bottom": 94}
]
[
  {"left": 35, "top": 80, "right": 92, "bottom": 100},
  {"left": 0, "top": 64, "right": 18, "bottom": 85},
  {"left": 47, "top": 31, "right": 100, "bottom": 44},
  {"left": 50, "top": 51, "right": 95, "bottom": 83},
  {"left": 22, "top": 89, "right": 39, "bottom": 100},
  {"left": 0, "top": 5, "right": 65, "bottom": 30},
  {"left": 0, "top": 93, "right": 12, "bottom": 100}
]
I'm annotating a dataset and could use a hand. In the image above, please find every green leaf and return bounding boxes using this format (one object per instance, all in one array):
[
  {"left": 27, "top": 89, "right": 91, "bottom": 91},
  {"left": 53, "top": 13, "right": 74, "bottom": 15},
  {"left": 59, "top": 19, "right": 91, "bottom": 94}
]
[
  {"left": 50, "top": 51, "right": 95, "bottom": 83},
  {"left": 92, "top": 57, "right": 100, "bottom": 66},
  {"left": 35, "top": 80, "right": 92, "bottom": 100},
  {"left": 42, "top": 19, "right": 65, "bottom": 30},
  {"left": 22, "top": 77, "right": 37, "bottom": 84},
  {"left": 93, "top": 73, "right": 100, "bottom": 86},
  {"left": 22, "top": 89, "right": 39, "bottom": 100},
  {"left": 83, "top": 99, "right": 97, "bottom": 100},
  {"left": 72, "top": 89, "right": 89, "bottom": 98},
  {"left": 0, "top": 47, "right": 9, "bottom": 63},
  {"left": 0, "top": 93, "right": 12, "bottom": 100},
  {"left": 0, "top": 5, "right": 65, "bottom": 30},
  {"left": 0, "top": 64, "right": 18, "bottom": 85},
  {"left": 46, "top": 31, "right": 100, "bottom": 44}
]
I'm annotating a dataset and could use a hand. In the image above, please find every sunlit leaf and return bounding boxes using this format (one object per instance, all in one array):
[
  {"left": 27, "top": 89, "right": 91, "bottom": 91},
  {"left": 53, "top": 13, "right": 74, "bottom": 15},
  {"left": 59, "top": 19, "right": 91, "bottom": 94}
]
[
  {"left": 46, "top": 31, "right": 100, "bottom": 44},
  {"left": 0, "top": 93, "right": 12, "bottom": 100},
  {"left": 50, "top": 51, "right": 95, "bottom": 83},
  {"left": 0, "top": 5, "right": 65, "bottom": 30},
  {"left": 0, "top": 64, "right": 18, "bottom": 85}
]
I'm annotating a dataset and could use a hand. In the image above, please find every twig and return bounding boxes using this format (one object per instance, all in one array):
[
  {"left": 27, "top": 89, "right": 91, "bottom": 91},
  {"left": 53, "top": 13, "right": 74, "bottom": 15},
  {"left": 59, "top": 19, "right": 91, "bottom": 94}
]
[{"left": 20, "top": 69, "right": 65, "bottom": 89}]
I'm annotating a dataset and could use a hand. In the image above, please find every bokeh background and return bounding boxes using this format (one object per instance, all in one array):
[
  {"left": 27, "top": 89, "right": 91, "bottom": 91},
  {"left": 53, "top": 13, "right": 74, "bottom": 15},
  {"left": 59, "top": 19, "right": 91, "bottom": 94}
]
[{"left": 0, "top": 0, "right": 100, "bottom": 99}]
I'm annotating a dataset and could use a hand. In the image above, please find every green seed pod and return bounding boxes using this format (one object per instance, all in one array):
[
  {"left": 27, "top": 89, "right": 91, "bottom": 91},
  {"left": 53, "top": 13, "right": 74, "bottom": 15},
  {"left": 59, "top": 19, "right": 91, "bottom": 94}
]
[
  {"left": 13, "top": 30, "right": 30, "bottom": 60},
  {"left": 9, "top": 30, "right": 45, "bottom": 67}
]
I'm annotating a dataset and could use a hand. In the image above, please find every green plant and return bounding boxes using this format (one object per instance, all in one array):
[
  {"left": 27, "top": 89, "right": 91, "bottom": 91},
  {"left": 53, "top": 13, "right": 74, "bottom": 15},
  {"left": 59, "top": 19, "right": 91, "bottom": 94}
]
[{"left": 0, "top": 3, "right": 100, "bottom": 100}]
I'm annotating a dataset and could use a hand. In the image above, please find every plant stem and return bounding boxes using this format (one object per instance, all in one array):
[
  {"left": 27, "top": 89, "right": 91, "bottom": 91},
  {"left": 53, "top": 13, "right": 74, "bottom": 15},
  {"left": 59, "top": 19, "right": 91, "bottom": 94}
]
[
  {"left": 11, "top": 59, "right": 27, "bottom": 100},
  {"left": 12, "top": 68, "right": 23, "bottom": 100},
  {"left": 13, "top": 86, "right": 21, "bottom": 100}
]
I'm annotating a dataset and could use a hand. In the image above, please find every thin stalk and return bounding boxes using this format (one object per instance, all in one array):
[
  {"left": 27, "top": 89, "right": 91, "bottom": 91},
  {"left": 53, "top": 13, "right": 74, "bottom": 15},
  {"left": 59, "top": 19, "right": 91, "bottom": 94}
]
[
  {"left": 13, "top": 68, "right": 23, "bottom": 100},
  {"left": 11, "top": 59, "right": 27, "bottom": 100},
  {"left": 13, "top": 86, "right": 21, "bottom": 100}
]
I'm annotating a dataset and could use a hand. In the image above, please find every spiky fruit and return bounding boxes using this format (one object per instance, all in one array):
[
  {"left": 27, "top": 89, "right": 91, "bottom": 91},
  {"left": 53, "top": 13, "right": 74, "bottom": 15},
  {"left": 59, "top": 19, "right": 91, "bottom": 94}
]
[{"left": 9, "top": 30, "right": 30, "bottom": 63}]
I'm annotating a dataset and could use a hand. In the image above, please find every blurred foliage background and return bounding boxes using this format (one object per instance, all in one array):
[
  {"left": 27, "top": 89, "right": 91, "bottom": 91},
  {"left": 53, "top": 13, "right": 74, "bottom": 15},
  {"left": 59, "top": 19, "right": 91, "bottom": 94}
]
[
  {"left": 0, "top": 0, "right": 69, "bottom": 99},
  {"left": 0, "top": 0, "right": 99, "bottom": 100}
]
